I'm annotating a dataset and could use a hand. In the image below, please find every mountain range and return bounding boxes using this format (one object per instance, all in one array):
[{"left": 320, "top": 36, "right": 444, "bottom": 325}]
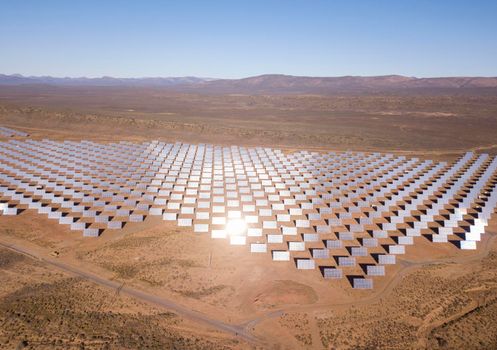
[
  {"left": 0, "top": 74, "right": 212, "bottom": 87},
  {"left": 1, "top": 73, "right": 497, "bottom": 94}
]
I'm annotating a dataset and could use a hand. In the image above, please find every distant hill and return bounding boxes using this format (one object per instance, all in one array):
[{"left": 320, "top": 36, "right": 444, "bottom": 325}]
[
  {"left": 0, "top": 74, "right": 214, "bottom": 87},
  {"left": 183, "top": 74, "right": 497, "bottom": 94},
  {"left": 1, "top": 73, "right": 497, "bottom": 94}
]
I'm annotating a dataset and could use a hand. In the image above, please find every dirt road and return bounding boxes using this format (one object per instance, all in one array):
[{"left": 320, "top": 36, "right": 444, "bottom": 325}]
[
  {"left": 0, "top": 240, "right": 261, "bottom": 346},
  {"left": 238, "top": 232, "right": 497, "bottom": 330},
  {"left": 1, "top": 231, "right": 495, "bottom": 348}
]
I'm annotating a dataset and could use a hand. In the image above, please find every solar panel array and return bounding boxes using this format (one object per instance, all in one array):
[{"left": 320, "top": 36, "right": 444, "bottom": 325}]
[
  {"left": 1, "top": 139, "right": 496, "bottom": 289},
  {"left": 0, "top": 126, "right": 29, "bottom": 138}
]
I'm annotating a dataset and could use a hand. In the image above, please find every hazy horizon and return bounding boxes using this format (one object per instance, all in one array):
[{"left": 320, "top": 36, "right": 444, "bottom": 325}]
[{"left": 2, "top": 72, "right": 497, "bottom": 80}]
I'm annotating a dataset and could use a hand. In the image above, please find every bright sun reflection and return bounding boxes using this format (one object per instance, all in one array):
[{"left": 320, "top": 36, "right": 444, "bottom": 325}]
[{"left": 225, "top": 218, "right": 247, "bottom": 236}]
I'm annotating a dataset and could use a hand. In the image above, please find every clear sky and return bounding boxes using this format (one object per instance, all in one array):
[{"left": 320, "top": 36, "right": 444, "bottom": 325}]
[{"left": 1, "top": 0, "right": 496, "bottom": 78}]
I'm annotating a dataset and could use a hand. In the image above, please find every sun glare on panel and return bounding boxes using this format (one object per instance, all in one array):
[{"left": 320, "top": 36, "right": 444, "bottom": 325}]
[{"left": 225, "top": 218, "right": 247, "bottom": 236}]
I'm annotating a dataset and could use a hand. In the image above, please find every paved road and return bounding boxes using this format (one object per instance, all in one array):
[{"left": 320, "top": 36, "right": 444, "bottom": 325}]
[{"left": 0, "top": 241, "right": 261, "bottom": 345}]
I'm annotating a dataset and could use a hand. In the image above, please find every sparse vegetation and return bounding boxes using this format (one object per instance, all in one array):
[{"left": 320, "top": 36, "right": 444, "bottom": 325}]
[
  {"left": 316, "top": 244, "right": 497, "bottom": 349},
  {"left": 0, "top": 250, "right": 245, "bottom": 350},
  {"left": 0, "top": 248, "right": 26, "bottom": 268},
  {"left": 1, "top": 86, "right": 497, "bottom": 349},
  {"left": 279, "top": 313, "right": 316, "bottom": 347},
  {"left": 2, "top": 92, "right": 497, "bottom": 156},
  {"left": 175, "top": 285, "right": 229, "bottom": 299}
]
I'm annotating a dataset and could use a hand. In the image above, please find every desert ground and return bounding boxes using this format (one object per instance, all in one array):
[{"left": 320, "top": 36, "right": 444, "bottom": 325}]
[
  {"left": 1, "top": 85, "right": 497, "bottom": 158},
  {"left": 1, "top": 86, "right": 497, "bottom": 349}
]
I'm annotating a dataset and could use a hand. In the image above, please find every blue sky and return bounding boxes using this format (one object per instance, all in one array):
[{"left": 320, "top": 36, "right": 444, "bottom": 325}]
[{"left": 1, "top": 0, "right": 496, "bottom": 78}]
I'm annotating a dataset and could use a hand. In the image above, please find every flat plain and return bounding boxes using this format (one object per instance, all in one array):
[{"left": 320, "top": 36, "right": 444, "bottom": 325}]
[{"left": 1, "top": 84, "right": 497, "bottom": 349}]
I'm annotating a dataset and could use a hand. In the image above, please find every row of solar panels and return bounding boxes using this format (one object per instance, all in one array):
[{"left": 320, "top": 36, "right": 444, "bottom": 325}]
[
  {"left": 0, "top": 126, "right": 28, "bottom": 138},
  {"left": 1, "top": 140, "right": 496, "bottom": 288}
]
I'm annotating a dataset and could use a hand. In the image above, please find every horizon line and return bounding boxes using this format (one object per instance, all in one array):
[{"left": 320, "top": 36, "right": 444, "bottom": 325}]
[{"left": 2, "top": 73, "right": 497, "bottom": 80}]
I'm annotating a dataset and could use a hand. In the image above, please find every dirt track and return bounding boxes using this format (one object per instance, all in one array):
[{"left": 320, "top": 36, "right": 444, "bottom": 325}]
[
  {"left": 0, "top": 240, "right": 260, "bottom": 346},
  {"left": 2, "top": 231, "right": 495, "bottom": 348},
  {"left": 1, "top": 89, "right": 497, "bottom": 348},
  {"left": 239, "top": 232, "right": 497, "bottom": 331}
]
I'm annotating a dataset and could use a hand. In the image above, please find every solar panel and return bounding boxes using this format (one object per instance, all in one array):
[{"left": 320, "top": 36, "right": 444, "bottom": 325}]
[
  {"left": 378, "top": 254, "right": 396, "bottom": 265},
  {"left": 323, "top": 267, "right": 342, "bottom": 279},
  {"left": 296, "top": 259, "right": 315, "bottom": 270},
  {"left": 366, "top": 265, "right": 385, "bottom": 276},
  {"left": 272, "top": 250, "right": 290, "bottom": 261},
  {"left": 338, "top": 257, "right": 356, "bottom": 267},
  {"left": 353, "top": 278, "right": 373, "bottom": 289},
  {"left": 250, "top": 243, "right": 267, "bottom": 253}
]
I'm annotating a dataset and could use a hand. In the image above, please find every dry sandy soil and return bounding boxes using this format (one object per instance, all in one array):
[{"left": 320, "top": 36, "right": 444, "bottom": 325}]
[
  {"left": 1, "top": 86, "right": 497, "bottom": 158},
  {"left": 1, "top": 87, "right": 497, "bottom": 349},
  {"left": 0, "top": 242, "right": 249, "bottom": 350}
]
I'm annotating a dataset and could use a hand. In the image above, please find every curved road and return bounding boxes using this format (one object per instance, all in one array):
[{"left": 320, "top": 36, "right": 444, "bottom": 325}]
[
  {"left": 1, "top": 232, "right": 495, "bottom": 345},
  {"left": 238, "top": 232, "right": 497, "bottom": 330},
  {"left": 0, "top": 240, "right": 261, "bottom": 345}
]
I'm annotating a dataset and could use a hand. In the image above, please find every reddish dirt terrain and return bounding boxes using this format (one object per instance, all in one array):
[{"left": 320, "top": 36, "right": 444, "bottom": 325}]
[{"left": 1, "top": 86, "right": 497, "bottom": 349}]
